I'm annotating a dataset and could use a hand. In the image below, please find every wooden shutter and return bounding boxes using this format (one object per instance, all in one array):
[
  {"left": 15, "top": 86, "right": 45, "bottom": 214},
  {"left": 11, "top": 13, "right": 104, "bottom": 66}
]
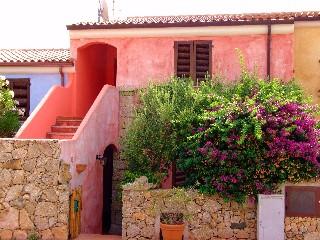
[
  {"left": 174, "top": 41, "right": 212, "bottom": 83},
  {"left": 174, "top": 41, "right": 193, "bottom": 78},
  {"left": 194, "top": 41, "right": 212, "bottom": 82},
  {"left": 172, "top": 161, "right": 186, "bottom": 187},
  {"left": 8, "top": 78, "right": 31, "bottom": 120},
  {"left": 285, "top": 186, "right": 320, "bottom": 217}
]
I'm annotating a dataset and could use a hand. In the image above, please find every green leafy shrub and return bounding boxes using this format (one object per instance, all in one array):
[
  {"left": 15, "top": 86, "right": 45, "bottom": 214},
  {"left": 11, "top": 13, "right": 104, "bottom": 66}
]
[
  {"left": 27, "top": 231, "right": 40, "bottom": 240},
  {"left": 0, "top": 76, "right": 20, "bottom": 137},
  {"left": 122, "top": 77, "right": 204, "bottom": 184},
  {"left": 122, "top": 58, "right": 320, "bottom": 202}
]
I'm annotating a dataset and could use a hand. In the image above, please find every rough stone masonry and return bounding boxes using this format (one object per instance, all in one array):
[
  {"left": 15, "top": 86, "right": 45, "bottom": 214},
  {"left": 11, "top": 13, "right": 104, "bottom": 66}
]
[
  {"left": 0, "top": 139, "right": 71, "bottom": 240},
  {"left": 122, "top": 177, "right": 320, "bottom": 240},
  {"left": 122, "top": 177, "right": 257, "bottom": 240}
]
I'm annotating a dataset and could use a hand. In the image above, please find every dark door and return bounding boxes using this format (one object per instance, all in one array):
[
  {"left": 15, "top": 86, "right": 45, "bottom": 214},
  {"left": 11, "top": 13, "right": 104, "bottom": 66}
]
[{"left": 102, "top": 146, "right": 114, "bottom": 234}]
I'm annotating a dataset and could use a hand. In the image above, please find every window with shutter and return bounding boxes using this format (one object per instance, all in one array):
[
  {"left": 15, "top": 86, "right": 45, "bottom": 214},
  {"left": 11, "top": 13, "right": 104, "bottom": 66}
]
[
  {"left": 172, "top": 161, "right": 186, "bottom": 187},
  {"left": 7, "top": 78, "right": 31, "bottom": 121},
  {"left": 171, "top": 40, "right": 212, "bottom": 187},
  {"left": 174, "top": 40, "right": 212, "bottom": 84},
  {"left": 285, "top": 186, "right": 320, "bottom": 217},
  {"left": 174, "top": 41, "right": 193, "bottom": 78},
  {"left": 194, "top": 41, "right": 212, "bottom": 82}
]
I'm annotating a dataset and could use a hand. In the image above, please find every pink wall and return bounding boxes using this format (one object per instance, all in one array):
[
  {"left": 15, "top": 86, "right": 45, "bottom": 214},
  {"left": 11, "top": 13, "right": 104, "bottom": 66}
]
[
  {"left": 15, "top": 74, "right": 76, "bottom": 138},
  {"left": 70, "top": 33, "right": 294, "bottom": 88},
  {"left": 60, "top": 85, "right": 119, "bottom": 233},
  {"left": 16, "top": 42, "right": 117, "bottom": 138},
  {"left": 76, "top": 44, "right": 117, "bottom": 117},
  {"left": 270, "top": 34, "right": 294, "bottom": 80}
]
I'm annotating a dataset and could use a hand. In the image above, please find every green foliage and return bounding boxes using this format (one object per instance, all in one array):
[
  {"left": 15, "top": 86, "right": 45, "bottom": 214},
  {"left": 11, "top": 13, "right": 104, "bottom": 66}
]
[
  {"left": 178, "top": 70, "right": 320, "bottom": 202},
  {"left": 0, "top": 76, "right": 20, "bottom": 137},
  {"left": 121, "top": 54, "right": 320, "bottom": 202},
  {"left": 27, "top": 231, "right": 40, "bottom": 240},
  {"left": 122, "top": 77, "right": 203, "bottom": 184}
]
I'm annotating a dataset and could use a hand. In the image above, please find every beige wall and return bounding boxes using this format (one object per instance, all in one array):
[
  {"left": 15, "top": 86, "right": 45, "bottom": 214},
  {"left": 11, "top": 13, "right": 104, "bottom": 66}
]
[{"left": 294, "top": 25, "right": 320, "bottom": 104}]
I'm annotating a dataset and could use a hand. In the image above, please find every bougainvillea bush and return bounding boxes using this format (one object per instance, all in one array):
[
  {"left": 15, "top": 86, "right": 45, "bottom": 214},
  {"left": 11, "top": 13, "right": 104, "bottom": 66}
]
[
  {"left": 179, "top": 70, "right": 320, "bottom": 202},
  {"left": 122, "top": 65, "right": 320, "bottom": 202}
]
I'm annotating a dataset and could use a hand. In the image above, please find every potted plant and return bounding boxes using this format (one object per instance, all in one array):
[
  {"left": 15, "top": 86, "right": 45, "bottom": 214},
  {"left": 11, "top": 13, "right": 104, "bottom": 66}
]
[{"left": 160, "top": 212, "right": 184, "bottom": 240}]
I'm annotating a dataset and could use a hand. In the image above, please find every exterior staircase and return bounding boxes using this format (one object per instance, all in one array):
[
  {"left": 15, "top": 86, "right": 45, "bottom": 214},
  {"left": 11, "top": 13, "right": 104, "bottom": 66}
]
[{"left": 46, "top": 116, "right": 83, "bottom": 139}]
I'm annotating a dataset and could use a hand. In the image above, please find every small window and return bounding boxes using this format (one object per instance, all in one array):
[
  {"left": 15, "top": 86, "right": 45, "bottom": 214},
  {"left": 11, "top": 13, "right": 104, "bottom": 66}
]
[
  {"left": 174, "top": 40, "right": 212, "bottom": 84},
  {"left": 285, "top": 186, "right": 320, "bottom": 217},
  {"left": 172, "top": 161, "right": 186, "bottom": 187},
  {"left": 7, "top": 78, "right": 31, "bottom": 120}
]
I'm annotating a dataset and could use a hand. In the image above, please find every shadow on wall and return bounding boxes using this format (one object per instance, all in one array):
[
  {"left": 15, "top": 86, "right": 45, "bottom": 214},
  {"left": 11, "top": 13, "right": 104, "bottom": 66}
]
[{"left": 76, "top": 43, "right": 117, "bottom": 117}]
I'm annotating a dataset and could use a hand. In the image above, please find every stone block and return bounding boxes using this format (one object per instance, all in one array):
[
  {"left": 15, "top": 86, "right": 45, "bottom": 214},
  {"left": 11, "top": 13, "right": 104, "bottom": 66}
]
[
  {"left": 38, "top": 142, "right": 53, "bottom": 156},
  {"left": 27, "top": 144, "right": 41, "bottom": 158},
  {"left": 217, "top": 228, "right": 234, "bottom": 239},
  {"left": 0, "top": 207, "right": 19, "bottom": 229},
  {"left": 35, "top": 202, "right": 57, "bottom": 217},
  {"left": 236, "top": 230, "right": 249, "bottom": 239},
  {"left": 51, "top": 225, "right": 68, "bottom": 240},
  {"left": 12, "top": 170, "right": 24, "bottom": 184},
  {"left": 22, "top": 158, "right": 37, "bottom": 172},
  {"left": 1, "top": 159, "right": 22, "bottom": 170},
  {"left": 126, "top": 224, "right": 141, "bottom": 238},
  {"left": 41, "top": 229, "right": 54, "bottom": 240},
  {"left": 12, "top": 148, "right": 28, "bottom": 160},
  {"left": 0, "top": 169, "right": 12, "bottom": 187},
  {"left": 24, "top": 183, "right": 42, "bottom": 202},
  {"left": 58, "top": 213, "right": 68, "bottom": 224},
  {"left": 58, "top": 163, "right": 71, "bottom": 184},
  {"left": 0, "top": 229, "right": 13, "bottom": 240},
  {"left": 0, "top": 152, "right": 12, "bottom": 163},
  {"left": 13, "top": 230, "right": 28, "bottom": 240},
  {"left": 0, "top": 141, "right": 14, "bottom": 153},
  {"left": 34, "top": 216, "right": 49, "bottom": 230},
  {"left": 5, "top": 185, "right": 23, "bottom": 202},
  {"left": 19, "top": 209, "right": 34, "bottom": 230},
  {"left": 42, "top": 188, "right": 58, "bottom": 202}
]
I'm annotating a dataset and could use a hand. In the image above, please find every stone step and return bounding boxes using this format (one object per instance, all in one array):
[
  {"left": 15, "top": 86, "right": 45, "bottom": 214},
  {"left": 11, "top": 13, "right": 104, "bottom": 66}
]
[
  {"left": 55, "top": 119, "right": 82, "bottom": 126},
  {"left": 57, "top": 116, "right": 83, "bottom": 121},
  {"left": 75, "top": 234, "right": 121, "bottom": 240},
  {"left": 51, "top": 125, "right": 78, "bottom": 133},
  {"left": 46, "top": 132, "right": 74, "bottom": 139}
]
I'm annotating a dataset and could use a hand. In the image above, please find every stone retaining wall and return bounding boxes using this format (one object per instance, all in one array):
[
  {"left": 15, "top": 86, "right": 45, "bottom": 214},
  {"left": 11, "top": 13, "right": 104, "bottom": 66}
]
[
  {"left": 122, "top": 177, "right": 256, "bottom": 240},
  {"left": 122, "top": 178, "right": 320, "bottom": 240},
  {"left": 285, "top": 217, "right": 320, "bottom": 240},
  {"left": 0, "top": 139, "right": 71, "bottom": 240},
  {"left": 112, "top": 89, "right": 139, "bottom": 232}
]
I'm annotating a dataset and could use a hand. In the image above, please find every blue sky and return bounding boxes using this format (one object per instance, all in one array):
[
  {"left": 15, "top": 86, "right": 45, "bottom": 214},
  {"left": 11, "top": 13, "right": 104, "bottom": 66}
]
[{"left": 0, "top": 0, "right": 319, "bottom": 48}]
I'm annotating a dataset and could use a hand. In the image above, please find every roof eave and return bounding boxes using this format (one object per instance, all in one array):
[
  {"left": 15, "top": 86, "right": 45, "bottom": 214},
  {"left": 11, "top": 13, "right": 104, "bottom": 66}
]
[
  {"left": 66, "top": 19, "right": 296, "bottom": 30},
  {"left": 0, "top": 62, "right": 74, "bottom": 67}
]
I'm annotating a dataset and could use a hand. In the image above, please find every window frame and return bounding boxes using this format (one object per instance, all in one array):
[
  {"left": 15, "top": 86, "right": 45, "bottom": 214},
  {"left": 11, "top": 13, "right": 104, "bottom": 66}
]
[
  {"left": 285, "top": 186, "right": 320, "bottom": 217},
  {"left": 7, "top": 78, "right": 31, "bottom": 120},
  {"left": 174, "top": 40, "right": 213, "bottom": 83}
]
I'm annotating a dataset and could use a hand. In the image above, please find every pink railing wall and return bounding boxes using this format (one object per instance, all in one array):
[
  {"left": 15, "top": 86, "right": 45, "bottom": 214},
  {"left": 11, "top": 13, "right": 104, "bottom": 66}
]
[
  {"left": 60, "top": 85, "right": 119, "bottom": 233},
  {"left": 15, "top": 78, "right": 75, "bottom": 139}
]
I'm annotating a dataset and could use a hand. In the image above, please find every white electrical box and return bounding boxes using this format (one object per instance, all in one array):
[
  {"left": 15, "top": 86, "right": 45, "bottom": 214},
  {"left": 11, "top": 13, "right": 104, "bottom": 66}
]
[{"left": 257, "top": 194, "right": 285, "bottom": 240}]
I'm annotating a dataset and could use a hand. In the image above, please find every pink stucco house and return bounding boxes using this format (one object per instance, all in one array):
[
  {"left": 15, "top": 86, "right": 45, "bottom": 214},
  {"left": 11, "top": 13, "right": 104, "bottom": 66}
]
[{"left": 11, "top": 11, "right": 320, "bottom": 237}]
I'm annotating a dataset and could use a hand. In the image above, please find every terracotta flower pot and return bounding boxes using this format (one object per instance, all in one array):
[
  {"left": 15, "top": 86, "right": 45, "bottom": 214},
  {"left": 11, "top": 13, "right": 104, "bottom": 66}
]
[{"left": 160, "top": 223, "right": 184, "bottom": 240}]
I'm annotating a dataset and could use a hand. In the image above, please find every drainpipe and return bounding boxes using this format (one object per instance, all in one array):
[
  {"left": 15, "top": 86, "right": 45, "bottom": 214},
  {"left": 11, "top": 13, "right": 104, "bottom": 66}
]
[
  {"left": 59, "top": 66, "right": 65, "bottom": 87},
  {"left": 267, "top": 24, "right": 271, "bottom": 80}
]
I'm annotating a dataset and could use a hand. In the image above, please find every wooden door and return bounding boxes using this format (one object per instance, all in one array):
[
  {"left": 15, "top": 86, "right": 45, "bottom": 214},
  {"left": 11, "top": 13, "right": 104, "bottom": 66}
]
[{"left": 70, "top": 187, "right": 82, "bottom": 239}]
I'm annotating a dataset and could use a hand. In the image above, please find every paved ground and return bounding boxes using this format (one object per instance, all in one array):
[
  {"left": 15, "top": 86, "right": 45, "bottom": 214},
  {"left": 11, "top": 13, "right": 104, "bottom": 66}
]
[{"left": 76, "top": 234, "right": 121, "bottom": 240}]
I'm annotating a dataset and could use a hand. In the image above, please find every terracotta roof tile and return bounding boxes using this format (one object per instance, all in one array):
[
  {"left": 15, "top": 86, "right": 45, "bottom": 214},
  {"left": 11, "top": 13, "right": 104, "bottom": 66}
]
[
  {"left": 0, "top": 49, "right": 73, "bottom": 66},
  {"left": 67, "top": 11, "right": 320, "bottom": 30}
]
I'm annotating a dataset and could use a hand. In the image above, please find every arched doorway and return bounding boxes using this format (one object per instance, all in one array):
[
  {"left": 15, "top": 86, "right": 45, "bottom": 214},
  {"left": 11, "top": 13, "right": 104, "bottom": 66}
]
[
  {"left": 102, "top": 145, "right": 116, "bottom": 234},
  {"left": 76, "top": 43, "right": 117, "bottom": 117}
]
